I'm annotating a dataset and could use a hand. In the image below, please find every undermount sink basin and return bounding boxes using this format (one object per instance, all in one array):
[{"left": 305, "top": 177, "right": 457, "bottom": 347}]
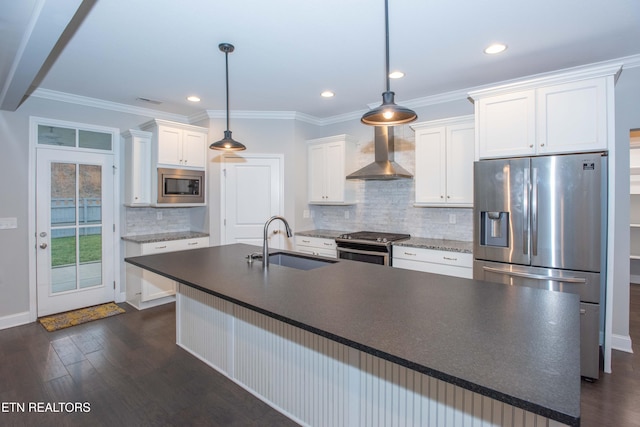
[{"left": 268, "top": 252, "right": 337, "bottom": 270}]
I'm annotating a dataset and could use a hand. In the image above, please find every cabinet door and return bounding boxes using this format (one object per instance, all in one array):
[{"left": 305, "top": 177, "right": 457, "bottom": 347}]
[
  {"left": 536, "top": 78, "right": 607, "bottom": 154},
  {"left": 445, "top": 123, "right": 475, "bottom": 205},
  {"left": 182, "top": 130, "right": 207, "bottom": 168},
  {"left": 415, "top": 127, "right": 446, "bottom": 204},
  {"left": 157, "top": 127, "right": 183, "bottom": 166},
  {"left": 123, "top": 131, "right": 151, "bottom": 206},
  {"left": 325, "top": 141, "right": 345, "bottom": 202},
  {"left": 308, "top": 144, "right": 326, "bottom": 203},
  {"left": 477, "top": 90, "right": 536, "bottom": 159}
]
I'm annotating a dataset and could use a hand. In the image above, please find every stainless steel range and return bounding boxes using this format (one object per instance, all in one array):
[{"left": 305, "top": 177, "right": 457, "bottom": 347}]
[{"left": 335, "top": 231, "right": 410, "bottom": 266}]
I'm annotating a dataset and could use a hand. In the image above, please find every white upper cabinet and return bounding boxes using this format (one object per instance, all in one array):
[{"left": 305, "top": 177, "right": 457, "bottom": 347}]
[
  {"left": 470, "top": 64, "right": 620, "bottom": 159},
  {"left": 476, "top": 90, "right": 536, "bottom": 158},
  {"left": 307, "top": 135, "right": 357, "bottom": 205},
  {"left": 141, "top": 119, "right": 208, "bottom": 169},
  {"left": 536, "top": 78, "right": 607, "bottom": 154},
  {"left": 412, "top": 116, "right": 475, "bottom": 207},
  {"left": 122, "top": 129, "right": 152, "bottom": 206}
]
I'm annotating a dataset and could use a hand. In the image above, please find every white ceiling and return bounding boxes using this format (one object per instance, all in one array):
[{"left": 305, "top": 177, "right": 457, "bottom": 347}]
[{"left": 2, "top": 0, "right": 640, "bottom": 121}]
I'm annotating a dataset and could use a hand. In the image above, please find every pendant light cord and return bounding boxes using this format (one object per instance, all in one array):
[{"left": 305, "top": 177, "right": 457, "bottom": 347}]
[
  {"left": 225, "top": 50, "right": 230, "bottom": 132},
  {"left": 384, "top": 0, "right": 390, "bottom": 93}
]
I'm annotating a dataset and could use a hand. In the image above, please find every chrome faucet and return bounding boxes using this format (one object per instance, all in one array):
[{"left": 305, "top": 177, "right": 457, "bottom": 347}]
[{"left": 262, "top": 215, "right": 293, "bottom": 268}]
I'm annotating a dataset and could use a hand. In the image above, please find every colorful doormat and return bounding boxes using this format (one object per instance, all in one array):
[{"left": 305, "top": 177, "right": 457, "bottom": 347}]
[{"left": 38, "top": 302, "right": 125, "bottom": 332}]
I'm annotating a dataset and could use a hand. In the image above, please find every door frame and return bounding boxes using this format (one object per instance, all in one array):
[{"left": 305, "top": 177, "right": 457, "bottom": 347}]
[
  {"left": 220, "top": 153, "right": 285, "bottom": 246},
  {"left": 28, "top": 116, "right": 121, "bottom": 322}
]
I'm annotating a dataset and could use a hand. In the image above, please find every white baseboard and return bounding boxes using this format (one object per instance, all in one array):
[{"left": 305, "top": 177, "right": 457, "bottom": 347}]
[
  {"left": 0, "top": 311, "right": 32, "bottom": 331},
  {"left": 611, "top": 333, "right": 633, "bottom": 353}
]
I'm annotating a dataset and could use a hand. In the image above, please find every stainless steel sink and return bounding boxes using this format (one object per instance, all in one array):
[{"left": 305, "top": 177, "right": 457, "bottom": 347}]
[{"left": 268, "top": 252, "right": 336, "bottom": 270}]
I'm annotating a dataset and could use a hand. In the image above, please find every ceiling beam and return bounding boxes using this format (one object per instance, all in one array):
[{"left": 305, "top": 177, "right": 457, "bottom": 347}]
[{"left": 0, "top": 0, "right": 93, "bottom": 111}]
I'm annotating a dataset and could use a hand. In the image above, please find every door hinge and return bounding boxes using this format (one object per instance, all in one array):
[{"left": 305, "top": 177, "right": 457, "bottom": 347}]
[
  {"left": 224, "top": 219, "right": 226, "bottom": 226},
  {"left": 113, "top": 281, "right": 116, "bottom": 289},
  {"left": 223, "top": 169, "right": 227, "bottom": 178},
  {"left": 113, "top": 224, "right": 116, "bottom": 232}
]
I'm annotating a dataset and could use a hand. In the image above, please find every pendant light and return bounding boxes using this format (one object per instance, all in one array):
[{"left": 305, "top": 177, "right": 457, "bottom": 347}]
[
  {"left": 361, "top": 0, "right": 417, "bottom": 126},
  {"left": 210, "top": 43, "right": 246, "bottom": 151}
]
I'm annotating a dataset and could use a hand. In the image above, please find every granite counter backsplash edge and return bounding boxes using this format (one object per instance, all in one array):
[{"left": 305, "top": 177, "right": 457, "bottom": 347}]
[{"left": 122, "top": 231, "right": 210, "bottom": 244}]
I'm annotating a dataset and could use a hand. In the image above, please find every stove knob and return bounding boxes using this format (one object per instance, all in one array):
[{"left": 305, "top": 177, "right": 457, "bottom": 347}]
[
  {"left": 376, "top": 237, "right": 382, "bottom": 242},
  {"left": 382, "top": 238, "right": 388, "bottom": 243}
]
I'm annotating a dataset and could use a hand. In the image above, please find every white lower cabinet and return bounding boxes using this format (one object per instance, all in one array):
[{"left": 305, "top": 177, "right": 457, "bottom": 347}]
[
  {"left": 295, "top": 235, "right": 337, "bottom": 258},
  {"left": 125, "top": 236, "right": 209, "bottom": 309},
  {"left": 393, "top": 247, "right": 472, "bottom": 279}
]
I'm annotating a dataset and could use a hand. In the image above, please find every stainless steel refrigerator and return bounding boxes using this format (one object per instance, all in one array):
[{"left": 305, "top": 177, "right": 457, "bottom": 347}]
[{"left": 473, "top": 152, "right": 607, "bottom": 379}]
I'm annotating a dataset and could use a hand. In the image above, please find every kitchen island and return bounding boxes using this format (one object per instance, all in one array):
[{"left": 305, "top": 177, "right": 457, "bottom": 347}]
[{"left": 126, "top": 243, "right": 580, "bottom": 427}]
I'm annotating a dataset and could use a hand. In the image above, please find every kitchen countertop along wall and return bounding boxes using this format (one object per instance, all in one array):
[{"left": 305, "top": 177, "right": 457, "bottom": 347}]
[{"left": 296, "top": 230, "right": 472, "bottom": 253}]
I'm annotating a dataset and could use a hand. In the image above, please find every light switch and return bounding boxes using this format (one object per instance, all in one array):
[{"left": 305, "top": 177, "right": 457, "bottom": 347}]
[{"left": 0, "top": 217, "right": 18, "bottom": 229}]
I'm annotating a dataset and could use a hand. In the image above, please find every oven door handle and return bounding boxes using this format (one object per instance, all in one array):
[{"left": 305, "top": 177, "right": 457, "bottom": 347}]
[{"left": 337, "top": 247, "right": 384, "bottom": 256}]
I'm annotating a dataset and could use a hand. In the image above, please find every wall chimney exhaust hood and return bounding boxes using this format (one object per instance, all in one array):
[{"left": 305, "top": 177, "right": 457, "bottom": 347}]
[{"left": 346, "top": 126, "right": 412, "bottom": 180}]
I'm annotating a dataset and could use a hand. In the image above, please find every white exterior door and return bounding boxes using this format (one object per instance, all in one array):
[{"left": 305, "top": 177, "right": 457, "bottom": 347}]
[
  {"left": 36, "top": 148, "right": 115, "bottom": 316},
  {"left": 222, "top": 155, "right": 289, "bottom": 250}
]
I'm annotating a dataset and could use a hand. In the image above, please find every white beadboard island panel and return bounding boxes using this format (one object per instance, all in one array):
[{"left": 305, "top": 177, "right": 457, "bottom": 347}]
[{"left": 177, "top": 284, "right": 569, "bottom": 427}]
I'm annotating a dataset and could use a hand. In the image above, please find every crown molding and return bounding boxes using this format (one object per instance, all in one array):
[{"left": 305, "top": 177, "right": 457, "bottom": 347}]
[
  {"left": 30, "top": 54, "right": 640, "bottom": 127},
  {"left": 31, "top": 88, "right": 189, "bottom": 123}
]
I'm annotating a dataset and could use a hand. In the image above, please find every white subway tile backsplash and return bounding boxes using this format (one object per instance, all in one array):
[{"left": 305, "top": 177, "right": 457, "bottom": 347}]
[
  {"left": 125, "top": 207, "right": 192, "bottom": 236},
  {"left": 310, "top": 135, "right": 473, "bottom": 241}
]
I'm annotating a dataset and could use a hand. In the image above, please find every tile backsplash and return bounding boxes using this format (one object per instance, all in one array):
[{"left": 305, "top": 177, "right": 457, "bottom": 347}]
[
  {"left": 124, "top": 207, "right": 192, "bottom": 236},
  {"left": 309, "top": 130, "right": 473, "bottom": 242}
]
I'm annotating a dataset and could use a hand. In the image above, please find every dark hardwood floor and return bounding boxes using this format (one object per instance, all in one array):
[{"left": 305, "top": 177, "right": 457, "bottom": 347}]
[
  {"left": 0, "top": 286, "right": 638, "bottom": 426},
  {"left": 581, "top": 283, "right": 640, "bottom": 427},
  {"left": 0, "top": 303, "right": 298, "bottom": 427}
]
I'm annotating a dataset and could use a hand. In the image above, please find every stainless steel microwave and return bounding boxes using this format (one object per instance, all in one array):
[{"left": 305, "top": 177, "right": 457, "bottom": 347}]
[{"left": 157, "top": 167, "right": 205, "bottom": 204}]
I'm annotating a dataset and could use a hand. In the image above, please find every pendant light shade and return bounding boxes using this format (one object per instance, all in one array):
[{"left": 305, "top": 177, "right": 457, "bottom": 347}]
[
  {"left": 361, "top": 0, "right": 417, "bottom": 126},
  {"left": 210, "top": 43, "right": 246, "bottom": 151}
]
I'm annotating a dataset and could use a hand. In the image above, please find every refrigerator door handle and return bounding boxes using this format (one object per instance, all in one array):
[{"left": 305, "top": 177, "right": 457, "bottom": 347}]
[
  {"left": 482, "top": 266, "right": 587, "bottom": 283},
  {"left": 531, "top": 167, "right": 538, "bottom": 256},
  {"left": 523, "top": 168, "right": 529, "bottom": 255}
]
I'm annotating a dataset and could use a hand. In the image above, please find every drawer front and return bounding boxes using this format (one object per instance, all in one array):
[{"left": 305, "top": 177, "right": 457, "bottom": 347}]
[
  {"left": 394, "top": 247, "right": 472, "bottom": 268},
  {"left": 141, "top": 237, "right": 209, "bottom": 254},
  {"left": 393, "top": 258, "right": 472, "bottom": 279},
  {"left": 295, "top": 236, "right": 336, "bottom": 250}
]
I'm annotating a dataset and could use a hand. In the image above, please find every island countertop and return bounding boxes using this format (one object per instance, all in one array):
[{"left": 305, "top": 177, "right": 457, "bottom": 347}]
[{"left": 125, "top": 243, "right": 581, "bottom": 426}]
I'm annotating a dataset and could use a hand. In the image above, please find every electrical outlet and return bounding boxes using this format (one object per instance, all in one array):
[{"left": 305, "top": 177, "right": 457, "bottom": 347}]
[
  {"left": 156, "top": 211, "right": 163, "bottom": 220},
  {"left": 303, "top": 209, "right": 310, "bottom": 219},
  {"left": 449, "top": 213, "right": 456, "bottom": 224}
]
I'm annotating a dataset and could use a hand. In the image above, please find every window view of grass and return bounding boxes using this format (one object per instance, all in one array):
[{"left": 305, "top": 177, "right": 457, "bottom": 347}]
[{"left": 51, "top": 235, "right": 101, "bottom": 267}]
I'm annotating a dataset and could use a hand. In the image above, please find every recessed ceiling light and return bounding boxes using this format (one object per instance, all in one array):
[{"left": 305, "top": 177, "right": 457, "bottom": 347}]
[
  {"left": 389, "top": 71, "right": 404, "bottom": 79},
  {"left": 187, "top": 95, "right": 201, "bottom": 102},
  {"left": 321, "top": 91, "right": 335, "bottom": 98},
  {"left": 484, "top": 43, "right": 507, "bottom": 55}
]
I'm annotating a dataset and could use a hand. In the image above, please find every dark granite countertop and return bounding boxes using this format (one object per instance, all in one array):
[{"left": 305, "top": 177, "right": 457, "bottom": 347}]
[
  {"left": 125, "top": 243, "right": 580, "bottom": 426},
  {"left": 121, "top": 231, "right": 209, "bottom": 244},
  {"left": 394, "top": 237, "right": 473, "bottom": 254}
]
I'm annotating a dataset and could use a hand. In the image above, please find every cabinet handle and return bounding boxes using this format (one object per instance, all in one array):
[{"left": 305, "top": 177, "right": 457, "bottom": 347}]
[
  {"left": 447, "top": 195, "right": 450, "bottom": 199},
  {"left": 404, "top": 252, "right": 417, "bottom": 256},
  {"left": 443, "top": 256, "right": 458, "bottom": 261},
  {"left": 155, "top": 245, "right": 167, "bottom": 249},
  {"left": 323, "top": 242, "right": 332, "bottom": 246},
  {"left": 540, "top": 143, "right": 545, "bottom": 147},
  {"left": 187, "top": 242, "right": 198, "bottom": 246},
  {"left": 529, "top": 144, "right": 534, "bottom": 148},
  {"left": 440, "top": 195, "right": 444, "bottom": 199},
  {"left": 302, "top": 239, "right": 311, "bottom": 243}
]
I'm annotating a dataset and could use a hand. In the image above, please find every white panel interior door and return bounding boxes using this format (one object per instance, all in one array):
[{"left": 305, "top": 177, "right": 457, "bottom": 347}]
[
  {"left": 222, "top": 155, "right": 289, "bottom": 250},
  {"left": 36, "top": 148, "right": 115, "bottom": 316}
]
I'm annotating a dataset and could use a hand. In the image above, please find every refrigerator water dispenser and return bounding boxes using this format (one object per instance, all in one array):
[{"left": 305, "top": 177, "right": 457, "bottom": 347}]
[{"left": 480, "top": 211, "right": 509, "bottom": 247}]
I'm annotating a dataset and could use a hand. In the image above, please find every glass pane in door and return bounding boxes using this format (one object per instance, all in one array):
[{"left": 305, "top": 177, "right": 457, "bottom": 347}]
[
  {"left": 38, "top": 125, "right": 76, "bottom": 147},
  {"left": 50, "top": 163, "right": 77, "bottom": 294},
  {"left": 78, "top": 164, "right": 102, "bottom": 289},
  {"left": 79, "top": 130, "right": 112, "bottom": 151}
]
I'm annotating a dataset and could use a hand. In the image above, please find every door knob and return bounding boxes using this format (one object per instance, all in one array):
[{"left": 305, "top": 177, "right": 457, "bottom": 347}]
[{"left": 39, "top": 243, "right": 48, "bottom": 249}]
